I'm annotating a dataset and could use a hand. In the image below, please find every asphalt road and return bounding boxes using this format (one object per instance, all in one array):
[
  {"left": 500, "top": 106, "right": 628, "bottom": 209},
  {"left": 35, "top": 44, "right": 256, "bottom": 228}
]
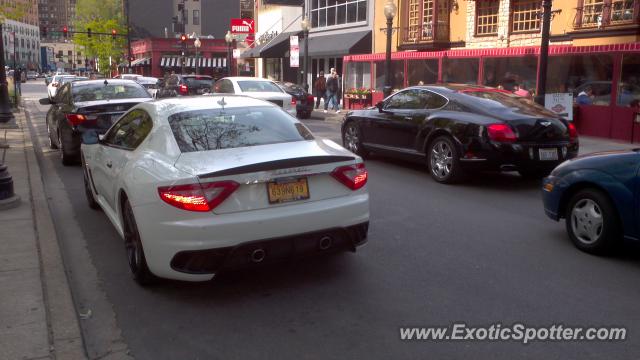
[{"left": 20, "top": 80, "right": 640, "bottom": 360}]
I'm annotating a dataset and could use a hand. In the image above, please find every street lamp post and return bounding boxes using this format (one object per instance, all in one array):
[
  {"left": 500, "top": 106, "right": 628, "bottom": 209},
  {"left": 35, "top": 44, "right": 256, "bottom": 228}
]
[
  {"left": 194, "top": 37, "right": 201, "bottom": 75},
  {"left": 383, "top": 0, "right": 397, "bottom": 99},
  {"left": 0, "top": 23, "right": 15, "bottom": 123},
  {"left": 225, "top": 31, "right": 233, "bottom": 76},
  {"left": 301, "top": 17, "right": 311, "bottom": 92},
  {"left": 535, "top": 0, "right": 553, "bottom": 106}
]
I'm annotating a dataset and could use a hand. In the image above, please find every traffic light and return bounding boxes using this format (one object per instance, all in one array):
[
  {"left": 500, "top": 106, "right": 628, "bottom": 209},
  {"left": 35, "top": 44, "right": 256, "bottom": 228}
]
[
  {"left": 87, "top": 28, "right": 91, "bottom": 38},
  {"left": 180, "top": 34, "right": 187, "bottom": 42},
  {"left": 62, "top": 26, "right": 68, "bottom": 38},
  {"left": 111, "top": 29, "right": 117, "bottom": 40}
]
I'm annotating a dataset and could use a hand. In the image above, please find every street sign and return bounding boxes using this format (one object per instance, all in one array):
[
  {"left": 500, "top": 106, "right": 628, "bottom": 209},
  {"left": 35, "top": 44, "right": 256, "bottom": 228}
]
[
  {"left": 230, "top": 18, "right": 255, "bottom": 34},
  {"left": 232, "top": 49, "right": 241, "bottom": 59},
  {"left": 545, "top": 93, "right": 573, "bottom": 121},
  {"left": 290, "top": 35, "right": 299, "bottom": 67}
]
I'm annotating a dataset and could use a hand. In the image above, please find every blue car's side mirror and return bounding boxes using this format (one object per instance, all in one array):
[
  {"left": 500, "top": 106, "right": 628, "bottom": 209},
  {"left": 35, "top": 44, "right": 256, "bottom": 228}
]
[{"left": 82, "top": 130, "right": 100, "bottom": 145}]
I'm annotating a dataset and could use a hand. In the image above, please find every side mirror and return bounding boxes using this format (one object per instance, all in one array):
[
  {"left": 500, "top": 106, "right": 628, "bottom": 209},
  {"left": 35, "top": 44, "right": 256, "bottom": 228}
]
[
  {"left": 98, "top": 134, "right": 105, "bottom": 142},
  {"left": 376, "top": 101, "right": 385, "bottom": 112},
  {"left": 82, "top": 130, "right": 100, "bottom": 145},
  {"left": 39, "top": 98, "right": 51, "bottom": 105}
]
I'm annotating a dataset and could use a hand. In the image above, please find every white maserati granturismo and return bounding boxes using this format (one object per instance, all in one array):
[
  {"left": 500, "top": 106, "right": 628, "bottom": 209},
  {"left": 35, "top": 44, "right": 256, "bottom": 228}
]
[{"left": 81, "top": 95, "right": 369, "bottom": 285}]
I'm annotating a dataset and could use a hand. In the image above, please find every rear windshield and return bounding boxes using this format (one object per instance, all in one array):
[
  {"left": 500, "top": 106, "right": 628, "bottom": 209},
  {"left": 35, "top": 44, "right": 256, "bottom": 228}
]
[
  {"left": 72, "top": 82, "right": 151, "bottom": 102},
  {"left": 168, "top": 106, "right": 314, "bottom": 152},
  {"left": 460, "top": 90, "right": 556, "bottom": 117},
  {"left": 62, "top": 77, "right": 87, "bottom": 84},
  {"left": 237, "top": 80, "right": 283, "bottom": 93},
  {"left": 280, "top": 82, "right": 304, "bottom": 93},
  {"left": 184, "top": 77, "right": 213, "bottom": 87}
]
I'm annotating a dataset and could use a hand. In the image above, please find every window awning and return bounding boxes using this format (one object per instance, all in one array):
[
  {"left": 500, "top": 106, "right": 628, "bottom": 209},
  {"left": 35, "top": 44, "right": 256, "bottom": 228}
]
[
  {"left": 306, "top": 30, "right": 371, "bottom": 57},
  {"left": 160, "top": 57, "right": 227, "bottom": 68},
  {"left": 131, "top": 57, "right": 150, "bottom": 66},
  {"left": 241, "top": 41, "right": 269, "bottom": 58}
]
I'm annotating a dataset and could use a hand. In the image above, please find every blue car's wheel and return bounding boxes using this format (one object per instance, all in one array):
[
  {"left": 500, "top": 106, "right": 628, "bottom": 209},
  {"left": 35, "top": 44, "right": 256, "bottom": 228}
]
[{"left": 566, "top": 189, "right": 620, "bottom": 254}]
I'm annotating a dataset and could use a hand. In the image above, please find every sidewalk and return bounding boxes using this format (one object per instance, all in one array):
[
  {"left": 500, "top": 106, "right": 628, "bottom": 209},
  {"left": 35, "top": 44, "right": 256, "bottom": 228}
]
[{"left": 0, "top": 110, "right": 86, "bottom": 360}]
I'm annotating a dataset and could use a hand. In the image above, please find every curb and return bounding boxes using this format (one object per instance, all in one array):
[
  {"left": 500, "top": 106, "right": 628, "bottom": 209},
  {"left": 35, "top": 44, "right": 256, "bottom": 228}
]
[{"left": 19, "top": 109, "right": 88, "bottom": 360}]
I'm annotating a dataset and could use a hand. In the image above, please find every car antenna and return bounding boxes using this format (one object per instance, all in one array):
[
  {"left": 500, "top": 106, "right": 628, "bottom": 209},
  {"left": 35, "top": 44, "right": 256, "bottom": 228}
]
[{"left": 217, "top": 97, "right": 226, "bottom": 110}]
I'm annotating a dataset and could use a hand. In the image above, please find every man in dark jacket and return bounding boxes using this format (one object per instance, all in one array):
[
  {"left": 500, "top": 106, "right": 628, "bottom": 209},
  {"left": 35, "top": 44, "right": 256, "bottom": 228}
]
[
  {"left": 314, "top": 71, "right": 326, "bottom": 109},
  {"left": 325, "top": 68, "right": 340, "bottom": 113}
]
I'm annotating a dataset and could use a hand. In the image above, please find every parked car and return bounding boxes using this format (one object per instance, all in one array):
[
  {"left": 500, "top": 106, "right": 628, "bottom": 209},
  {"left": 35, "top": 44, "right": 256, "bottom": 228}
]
[
  {"left": 40, "top": 79, "right": 153, "bottom": 165},
  {"left": 80, "top": 95, "right": 369, "bottom": 285},
  {"left": 542, "top": 149, "right": 640, "bottom": 254},
  {"left": 157, "top": 74, "right": 213, "bottom": 98},
  {"left": 213, "top": 77, "right": 296, "bottom": 117},
  {"left": 114, "top": 73, "right": 142, "bottom": 81},
  {"left": 27, "top": 71, "right": 38, "bottom": 80},
  {"left": 275, "top": 81, "right": 314, "bottom": 119},
  {"left": 47, "top": 74, "right": 77, "bottom": 100},
  {"left": 136, "top": 76, "right": 160, "bottom": 98},
  {"left": 341, "top": 84, "right": 580, "bottom": 183}
]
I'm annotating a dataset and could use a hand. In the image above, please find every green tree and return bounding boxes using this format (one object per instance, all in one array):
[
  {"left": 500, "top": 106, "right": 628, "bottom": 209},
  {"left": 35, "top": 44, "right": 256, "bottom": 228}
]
[
  {"left": 0, "top": 2, "right": 31, "bottom": 22},
  {"left": 73, "top": 0, "right": 126, "bottom": 76}
]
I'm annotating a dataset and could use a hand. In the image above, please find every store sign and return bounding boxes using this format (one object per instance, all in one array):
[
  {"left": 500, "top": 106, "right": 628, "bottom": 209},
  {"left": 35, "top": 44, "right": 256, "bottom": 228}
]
[
  {"left": 545, "top": 93, "right": 573, "bottom": 121},
  {"left": 230, "top": 18, "right": 255, "bottom": 34},
  {"left": 290, "top": 35, "right": 299, "bottom": 67}
]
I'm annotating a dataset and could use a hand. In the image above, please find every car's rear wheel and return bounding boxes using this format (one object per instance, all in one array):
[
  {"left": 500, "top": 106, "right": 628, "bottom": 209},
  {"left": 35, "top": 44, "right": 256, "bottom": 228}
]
[
  {"left": 123, "top": 199, "right": 156, "bottom": 286},
  {"left": 343, "top": 122, "right": 368, "bottom": 158},
  {"left": 58, "top": 130, "right": 76, "bottom": 166},
  {"left": 82, "top": 159, "right": 100, "bottom": 210},
  {"left": 565, "top": 189, "right": 620, "bottom": 254},
  {"left": 47, "top": 121, "right": 58, "bottom": 149},
  {"left": 428, "top": 136, "right": 465, "bottom": 184}
]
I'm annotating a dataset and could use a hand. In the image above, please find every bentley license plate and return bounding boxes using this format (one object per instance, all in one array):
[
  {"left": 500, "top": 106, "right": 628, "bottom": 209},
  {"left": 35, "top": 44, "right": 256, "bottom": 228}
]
[
  {"left": 267, "top": 177, "right": 310, "bottom": 204},
  {"left": 539, "top": 148, "right": 558, "bottom": 161}
]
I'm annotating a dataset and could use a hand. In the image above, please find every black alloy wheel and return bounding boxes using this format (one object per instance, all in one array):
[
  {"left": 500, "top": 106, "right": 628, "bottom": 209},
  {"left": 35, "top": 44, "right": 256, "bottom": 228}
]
[{"left": 123, "top": 199, "right": 157, "bottom": 286}]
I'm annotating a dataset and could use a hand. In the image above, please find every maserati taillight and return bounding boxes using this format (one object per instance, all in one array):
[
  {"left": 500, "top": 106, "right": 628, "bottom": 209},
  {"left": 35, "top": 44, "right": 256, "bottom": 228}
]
[
  {"left": 158, "top": 181, "right": 239, "bottom": 212},
  {"left": 331, "top": 163, "right": 368, "bottom": 190}
]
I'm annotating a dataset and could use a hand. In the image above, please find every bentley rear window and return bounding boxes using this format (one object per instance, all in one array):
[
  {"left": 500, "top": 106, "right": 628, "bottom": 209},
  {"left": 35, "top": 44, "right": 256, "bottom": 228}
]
[{"left": 168, "top": 106, "right": 314, "bottom": 152}]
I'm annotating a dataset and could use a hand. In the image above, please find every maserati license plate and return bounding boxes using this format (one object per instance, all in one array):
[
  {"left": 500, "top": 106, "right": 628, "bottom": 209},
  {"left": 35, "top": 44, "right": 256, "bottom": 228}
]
[{"left": 267, "top": 177, "right": 310, "bottom": 204}]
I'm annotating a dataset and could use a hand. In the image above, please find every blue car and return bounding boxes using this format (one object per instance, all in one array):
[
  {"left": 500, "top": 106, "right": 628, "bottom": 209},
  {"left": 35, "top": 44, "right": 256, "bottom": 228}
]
[{"left": 542, "top": 149, "right": 640, "bottom": 254}]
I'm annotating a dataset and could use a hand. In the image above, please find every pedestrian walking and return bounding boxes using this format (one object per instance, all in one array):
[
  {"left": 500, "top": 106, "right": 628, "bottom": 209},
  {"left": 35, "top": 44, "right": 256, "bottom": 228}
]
[
  {"left": 325, "top": 68, "right": 340, "bottom": 113},
  {"left": 314, "top": 71, "right": 326, "bottom": 109},
  {"left": 13, "top": 68, "right": 22, "bottom": 95}
]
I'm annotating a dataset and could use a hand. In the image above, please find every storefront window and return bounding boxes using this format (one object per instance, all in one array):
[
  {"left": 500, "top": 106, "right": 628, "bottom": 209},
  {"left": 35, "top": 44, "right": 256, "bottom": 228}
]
[
  {"left": 617, "top": 54, "right": 640, "bottom": 107},
  {"left": 546, "top": 54, "right": 613, "bottom": 106},
  {"left": 346, "top": 61, "right": 372, "bottom": 91},
  {"left": 406, "top": 59, "right": 438, "bottom": 86},
  {"left": 265, "top": 58, "right": 281, "bottom": 82},
  {"left": 483, "top": 56, "right": 537, "bottom": 92},
  {"left": 374, "top": 60, "right": 405, "bottom": 91},
  {"left": 442, "top": 58, "right": 478, "bottom": 84},
  {"left": 311, "top": 0, "right": 367, "bottom": 29}
]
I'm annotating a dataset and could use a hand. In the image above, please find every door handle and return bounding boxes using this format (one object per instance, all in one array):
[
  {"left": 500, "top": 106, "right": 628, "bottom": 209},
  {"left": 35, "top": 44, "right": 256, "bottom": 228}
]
[{"left": 106, "top": 161, "right": 112, "bottom": 168}]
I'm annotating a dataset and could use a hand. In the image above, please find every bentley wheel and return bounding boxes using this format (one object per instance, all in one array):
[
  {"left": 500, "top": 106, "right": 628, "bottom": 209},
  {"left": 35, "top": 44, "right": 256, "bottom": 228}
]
[
  {"left": 59, "top": 130, "right": 76, "bottom": 166},
  {"left": 428, "top": 136, "right": 464, "bottom": 184},
  {"left": 123, "top": 199, "right": 156, "bottom": 286},
  {"left": 343, "top": 122, "right": 368, "bottom": 158},
  {"left": 566, "top": 189, "right": 620, "bottom": 254}
]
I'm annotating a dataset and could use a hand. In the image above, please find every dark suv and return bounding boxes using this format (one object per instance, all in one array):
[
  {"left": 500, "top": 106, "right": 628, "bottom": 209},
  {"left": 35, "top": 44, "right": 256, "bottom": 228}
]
[{"left": 157, "top": 74, "right": 213, "bottom": 98}]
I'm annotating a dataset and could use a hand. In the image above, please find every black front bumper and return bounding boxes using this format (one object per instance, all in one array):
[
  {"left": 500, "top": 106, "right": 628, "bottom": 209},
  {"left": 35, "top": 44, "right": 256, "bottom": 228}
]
[{"left": 170, "top": 222, "right": 369, "bottom": 275}]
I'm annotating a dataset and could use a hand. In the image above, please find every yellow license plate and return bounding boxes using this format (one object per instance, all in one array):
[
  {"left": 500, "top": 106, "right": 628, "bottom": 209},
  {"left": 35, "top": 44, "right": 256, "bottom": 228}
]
[{"left": 267, "top": 177, "right": 310, "bottom": 204}]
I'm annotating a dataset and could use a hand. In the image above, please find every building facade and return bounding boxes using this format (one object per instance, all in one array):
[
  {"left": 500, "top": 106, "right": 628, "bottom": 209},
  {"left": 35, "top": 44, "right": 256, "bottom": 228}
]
[
  {"left": 38, "top": 0, "right": 76, "bottom": 41},
  {"left": 1, "top": 0, "right": 39, "bottom": 25},
  {"left": 41, "top": 41, "right": 86, "bottom": 72},
  {"left": 2, "top": 19, "right": 41, "bottom": 70},
  {"left": 345, "top": 0, "right": 640, "bottom": 142},
  {"left": 128, "top": 0, "right": 240, "bottom": 40}
]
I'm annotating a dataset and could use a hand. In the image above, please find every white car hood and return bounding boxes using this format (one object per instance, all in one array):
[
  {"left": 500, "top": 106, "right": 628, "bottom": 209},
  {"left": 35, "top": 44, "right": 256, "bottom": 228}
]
[{"left": 174, "top": 139, "right": 356, "bottom": 177}]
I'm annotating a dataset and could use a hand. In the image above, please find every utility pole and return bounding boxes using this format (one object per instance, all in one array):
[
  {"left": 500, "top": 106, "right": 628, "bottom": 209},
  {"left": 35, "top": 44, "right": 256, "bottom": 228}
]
[
  {"left": 535, "top": 0, "right": 552, "bottom": 106},
  {"left": 125, "top": 0, "right": 132, "bottom": 70}
]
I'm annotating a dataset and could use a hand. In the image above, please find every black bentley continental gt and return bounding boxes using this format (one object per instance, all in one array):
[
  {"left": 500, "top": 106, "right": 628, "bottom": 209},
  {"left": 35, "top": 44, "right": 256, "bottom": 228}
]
[{"left": 341, "top": 84, "right": 579, "bottom": 184}]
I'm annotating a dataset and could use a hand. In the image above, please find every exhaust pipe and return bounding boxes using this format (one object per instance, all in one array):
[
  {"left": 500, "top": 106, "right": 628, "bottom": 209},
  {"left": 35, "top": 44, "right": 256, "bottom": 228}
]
[
  {"left": 318, "top": 236, "right": 333, "bottom": 250},
  {"left": 250, "top": 248, "right": 266, "bottom": 263}
]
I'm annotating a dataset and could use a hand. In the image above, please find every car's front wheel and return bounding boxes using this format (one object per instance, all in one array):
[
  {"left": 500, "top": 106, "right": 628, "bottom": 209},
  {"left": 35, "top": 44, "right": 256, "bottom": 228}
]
[
  {"left": 123, "top": 199, "right": 157, "bottom": 286},
  {"left": 428, "top": 136, "right": 465, "bottom": 184},
  {"left": 343, "top": 122, "right": 368, "bottom": 158},
  {"left": 566, "top": 189, "right": 620, "bottom": 254}
]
